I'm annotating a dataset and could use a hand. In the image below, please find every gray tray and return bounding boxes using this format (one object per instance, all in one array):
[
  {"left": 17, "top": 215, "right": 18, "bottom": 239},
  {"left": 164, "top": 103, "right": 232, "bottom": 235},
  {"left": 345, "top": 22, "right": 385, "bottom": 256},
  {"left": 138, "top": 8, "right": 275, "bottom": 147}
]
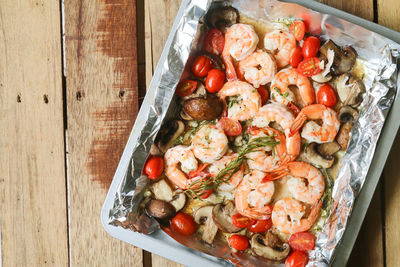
[{"left": 101, "top": 1, "right": 400, "bottom": 266}]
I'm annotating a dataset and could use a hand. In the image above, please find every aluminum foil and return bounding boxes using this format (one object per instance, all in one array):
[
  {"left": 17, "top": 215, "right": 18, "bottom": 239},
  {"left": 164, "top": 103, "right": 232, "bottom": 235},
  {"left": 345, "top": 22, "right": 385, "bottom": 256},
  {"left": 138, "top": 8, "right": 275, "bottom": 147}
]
[{"left": 107, "top": 0, "right": 400, "bottom": 266}]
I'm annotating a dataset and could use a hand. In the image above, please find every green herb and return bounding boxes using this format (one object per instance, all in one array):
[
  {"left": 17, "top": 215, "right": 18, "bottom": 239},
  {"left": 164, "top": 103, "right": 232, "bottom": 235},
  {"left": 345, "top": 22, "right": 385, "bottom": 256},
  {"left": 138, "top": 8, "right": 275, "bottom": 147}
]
[
  {"left": 272, "top": 17, "right": 297, "bottom": 28},
  {"left": 172, "top": 135, "right": 184, "bottom": 146},
  {"left": 274, "top": 87, "right": 281, "bottom": 94},
  {"left": 361, "top": 73, "right": 366, "bottom": 81},
  {"left": 227, "top": 97, "right": 239, "bottom": 109},
  {"left": 185, "top": 135, "right": 280, "bottom": 199},
  {"left": 312, "top": 58, "right": 316, "bottom": 69},
  {"left": 282, "top": 92, "right": 289, "bottom": 98}
]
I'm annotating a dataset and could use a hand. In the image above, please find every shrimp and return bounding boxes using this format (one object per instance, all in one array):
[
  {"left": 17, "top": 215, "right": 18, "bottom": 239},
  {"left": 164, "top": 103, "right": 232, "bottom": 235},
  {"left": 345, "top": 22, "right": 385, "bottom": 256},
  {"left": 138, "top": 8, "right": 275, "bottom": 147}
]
[
  {"left": 164, "top": 145, "right": 199, "bottom": 189},
  {"left": 270, "top": 68, "right": 316, "bottom": 106},
  {"left": 235, "top": 170, "right": 274, "bottom": 220},
  {"left": 217, "top": 81, "right": 261, "bottom": 121},
  {"left": 237, "top": 50, "right": 277, "bottom": 88},
  {"left": 290, "top": 104, "right": 340, "bottom": 143},
  {"left": 209, "top": 153, "right": 244, "bottom": 191},
  {"left": 264, "top": 30, "right": 296, "bottom": 68},
  {"left": 252, "top": 103, "right": 301, "bottom": 161},
  {"left": 223, "top": 23, "right": 259, "bottom": 81},
  {"left": 191, "top": 124, "right": 228, "bottom": 164},
  {"left": 246, "top": 126, "right": 289, "bottom": 172},
  {"left": 272, "top": 197, "right": 322, "bottom": 234}
]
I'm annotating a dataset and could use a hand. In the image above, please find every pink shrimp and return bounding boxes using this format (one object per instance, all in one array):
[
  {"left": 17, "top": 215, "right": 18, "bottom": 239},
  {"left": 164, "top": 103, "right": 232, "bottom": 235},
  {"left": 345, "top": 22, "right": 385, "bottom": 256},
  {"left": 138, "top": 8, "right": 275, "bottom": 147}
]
[
  {"left": 290, "top": 104, "right": 340, "bottom": 143},
  {"left": 223, "top": 23, "right": 259, "bottom": 81},
  {"left": 236, "top": 50, "right": 277, "bottom": 88},
  {"left": 252, "top": 103, "right": 301, "bottom": 161},
  {"left": 209, "top": 153, "right": 244, "bottom": 191},
  {"left": 264, "top": 30, "right": 296, "bottom": 68},
  {"left": 272, "top": 197, "right": 322, "bottom": 234},
  {"left": 270, "top": 68, "right": 316, "bottom": 106},
  {"left": 235, "top": 170, "right": 274, "bottom": 220}
]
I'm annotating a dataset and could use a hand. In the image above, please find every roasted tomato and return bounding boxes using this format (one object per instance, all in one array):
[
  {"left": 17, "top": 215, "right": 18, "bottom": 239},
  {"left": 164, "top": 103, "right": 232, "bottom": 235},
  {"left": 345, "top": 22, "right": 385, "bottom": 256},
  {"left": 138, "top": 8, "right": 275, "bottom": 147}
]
[
  {"left": 290, "top": 47, "right": 303, "bottom": 68},
  {"left": 188, "top": 163, "right": 209, "bottom": 178},
  {"left": 232, "top": 214, "right": 255, "bottom": 228},
  {"left": 204, "top": 28, "right": 225, "bottom": 55},
  {"left": 289, "top": 232, "right": 315, "bottom": 251},
  {"left": 206, "top": 69, "right": 226, "bottom": 93},
  {"left": 144, "top": 156, "right": 164, "bottom": 180},
  {"left": 290, "top": 21, "right": 306, "bottom": 41},
  {"left": 256, "top": 85, "right": 269, "bottom": 105},
  {"left": 192, "top": 55, "right": 212, "bottom": 77},
  {"left": 302, "top": 36, "right": 320, "bottom": 58},
  {"left": 297, "top": 57, "right": 321, "bottom": 77},
  {"left": 228, "top": 235, "right": 249, "bottom": 251},
  {"left": 248, "top": 219, "right": 273, "bottom": 233},
  {"left": 317, "top": 84, "right": 337, "bottom": 107},
  {"left": 171, "top": 212, "right": 197, "bottom": 236},
  {"left": 176, "top": 80, "right": 197, "bottom": 97},
  {"left": 218, "top": 117, "right": 242, "bottom": 136},
  {"left": 299, "top": 12, "right": 322, "bottom": 35},
  {"left": 285, "top": 250, "right": 309, "bottom": 267}
]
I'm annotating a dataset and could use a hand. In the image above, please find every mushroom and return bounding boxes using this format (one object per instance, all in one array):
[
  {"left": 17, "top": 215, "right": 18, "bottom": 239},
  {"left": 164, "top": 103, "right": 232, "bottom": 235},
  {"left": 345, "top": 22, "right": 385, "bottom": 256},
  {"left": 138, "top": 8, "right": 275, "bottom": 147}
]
[
  {"left": 205, "top": 5, "right": 239, "bottom": 33},
  {"left": 170, "top": 192, "right": 186, "bottom": 212},
  {"left": 338, "top": 106, "right": 359, "bottom": 124},
  {"left": 304, "top": 142, "right": 338, "bottom": 168},
  {"left": 317, "top": 142, "right": 341, "bottom": 158},
  {"left": 250, "top": 231, "right": 290, "bottom": 261},
  {"left": 145, "top": 199, "right": 176, "bottom": 220},
  {"left": 182, "top": 82, "right": 207, "bottom": 101},
  {"left": 183, "top": 95, "right": 223, "bottom": 121},
  {"left": 151, "top": 179, "right": 173, "bottom": 202},
  {"left": 337, "top": 122, "right": 353, "bottom": 150},
  {"left": 320, "top": 40, "right": 357, "bottom": 75},
  {"left": 312, "top": 49, "right": 334, "bottom": 83},
  {"left": 194, "top": 205, "right": 219, "bottom": 244},
  {"left": 311, "top": 72, "right": 332, "bottom": 83},
  {"left": 156, "top": 120, "right": 185, "bottom": 153},
  {"left": 334, "top": 73, "right": 366, "bottom": 107},
  {"left": 212, "top": 200, "right": 242, "bottom": 233}
]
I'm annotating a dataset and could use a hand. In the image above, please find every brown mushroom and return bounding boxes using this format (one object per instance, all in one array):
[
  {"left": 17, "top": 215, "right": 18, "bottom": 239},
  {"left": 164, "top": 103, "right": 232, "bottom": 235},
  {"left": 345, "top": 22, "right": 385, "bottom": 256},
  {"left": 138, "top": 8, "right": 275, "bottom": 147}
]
[
  {"left": 337, "top": 122, "right": 353, "bottom": 150},
  {"left": 151, "top": 179, "right": 173, "bottom": 202},
  {"left": 335, "top": 74, "right": 366, "bottom": 107},
  {"left": 156, "top": 120, "right": 185, "bottom": 153},
  {"left": 205, "top": 5, "right": 239, "bottom": 33},
  {"left": 194, "top": 205, "right": 219, "bottom": 244},
  {"left": 320, "top": 40, "right": 357, "bottom": 75},
  {"left": 170, "top": 192, "right": 186, "bottom": 212},
  {"left": 183, "top": 95, "right": 222, "bottom": 121},
  {"left": 182, "top": 82, "right": 207, "bottom": 101},
  {"left": 304, "top": 142, "right": 338, "bottom": 168},
  {"left": 338, "top": 106, "right": 359, "bottom": 124},
  {"left": 318, "top": 142, "right": 341, "bottom": 158},
  {"left": 250, "top": 231, "right": 290, "bottom": 261},
  {"left": 212, "top": 200, "right": 242, "bottom": 233},
  {"left": 145, "top": 199, "right": 176, "bottom": 220}
]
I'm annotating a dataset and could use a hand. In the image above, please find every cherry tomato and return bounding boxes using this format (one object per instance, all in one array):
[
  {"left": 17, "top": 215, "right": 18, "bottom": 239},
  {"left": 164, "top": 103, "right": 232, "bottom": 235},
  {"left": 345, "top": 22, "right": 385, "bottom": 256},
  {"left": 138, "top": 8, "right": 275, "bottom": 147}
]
[
  {"left": 204, "top": 28, "right": 225, "bottom": 55},
  {"left": 290, "top": 47, "right": 303, "bottom": 68},
  {"left": 289, "top": 232, "right": 315, "bottom": 251},
  {"left": 285, "top": 250, "right": 309, "bottom": 267},
  {"left": 317, "top": 84, "right": 337, "bottom": 107},
  {"left": 228, "top": 235, "right": 249, "bottom": 251},
  {"left": 248, "top": 219, "right": 273, "bottom": 233},
  {"left": 176, "top": 80, "right": 197, "bottom": 97},
  {"left": 188, "top": 163, "right": 209, "bottom": 178},
  {"left": 290, "top": 21, "right": 306, "bottom": 41},
  {"left": 256, "top": 85, "right": 269, "bottom": 105},
  {"left": 302, "top": 36, "right": 320, "bottom": 58},
  {"left": 297, "top": 57, "right": 321, "bottom": 77},
  {"left": 206, "top": 69, "right": 226, "bottom": 93},
  {"left": 232, "top": 214, "right": 255, "bottom": 228},
  {"left": 218, "top": 117, "right": 242, "bottom": 136},
  {"left": 192, "top": 55, "right": 212, "bottom": 77},
  {"left": 171, "top": 212, "right": 197, "bottom": 236},
  {"left": 144, "top": 156, "right": 164, "bottom": 180},
  {"left": 299, "top": 13, "right": 322, "bottom": 35},
  {"left": 188, "top": 172, "right": 213, "bottom": 199}
]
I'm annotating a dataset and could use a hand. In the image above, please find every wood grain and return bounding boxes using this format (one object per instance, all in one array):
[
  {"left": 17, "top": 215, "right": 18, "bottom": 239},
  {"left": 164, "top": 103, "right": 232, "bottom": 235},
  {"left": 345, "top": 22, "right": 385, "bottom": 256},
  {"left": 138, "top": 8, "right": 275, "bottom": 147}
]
[
  {"left": 0, "top": 0, "right": 68, "bottom": 266},
  {"left": 317, "top": 0, "right": 374, "bottom": 21},
  {"left": 378, "top": 0, "right": 400, "bottom": 31},
  {"left": 64, "top": 0, "right": 142, "bottom": 266}
]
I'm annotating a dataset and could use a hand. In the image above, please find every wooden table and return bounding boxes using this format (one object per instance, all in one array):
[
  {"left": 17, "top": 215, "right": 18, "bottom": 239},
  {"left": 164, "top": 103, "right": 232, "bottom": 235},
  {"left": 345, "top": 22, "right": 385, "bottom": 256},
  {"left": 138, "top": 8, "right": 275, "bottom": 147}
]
[{"left": 0, "top": 0, "right": 399, "bottom": 266}]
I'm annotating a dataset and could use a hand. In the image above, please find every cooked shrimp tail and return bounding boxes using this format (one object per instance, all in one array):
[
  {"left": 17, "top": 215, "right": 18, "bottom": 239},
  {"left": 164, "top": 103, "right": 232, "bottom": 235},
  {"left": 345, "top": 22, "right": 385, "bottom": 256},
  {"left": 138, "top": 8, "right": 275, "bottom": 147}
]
[
  {"left": 289, "top": 113, "right": 307, "bottom": 137},
  {"left": 262, "top": 168, "right": 288, "bottom": 182}
]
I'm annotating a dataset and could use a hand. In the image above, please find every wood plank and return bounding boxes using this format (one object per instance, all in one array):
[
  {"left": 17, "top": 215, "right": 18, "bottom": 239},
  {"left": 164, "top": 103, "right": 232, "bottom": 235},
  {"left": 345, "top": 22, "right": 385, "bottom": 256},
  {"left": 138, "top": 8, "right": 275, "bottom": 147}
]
[
  {"left": 0, "top": 1, "right": 68, "bottom": 266},
  {"left": 144, "top": 0, "right": 184, "bottom": 266},
  {"left": 64, "top": 0, "right": 143, "bottom": 265},
  {"left": 378, "top": 0, "right": 400, "bottom": 31},
  {"left": 317, "top": 0, "right": 374, "bottom": 21}
]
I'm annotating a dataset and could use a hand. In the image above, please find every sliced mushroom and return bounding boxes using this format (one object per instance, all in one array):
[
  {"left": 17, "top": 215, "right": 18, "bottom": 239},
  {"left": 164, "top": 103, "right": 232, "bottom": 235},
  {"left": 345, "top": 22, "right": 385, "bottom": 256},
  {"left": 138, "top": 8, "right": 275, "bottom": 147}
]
[
  {"left": 304, "top": 142, "right": 335, "bottom": 168},
  {"left": 170, "top": 192, "right": 186, "bottom": 212},
  {"left": 250, "top": 232, "right": 290, "bottom": 261},
  {"left": 145, "top": 199, "right": 176, "bottom": 220},
  {"left": 317, "top": 142, "right": 341, "bottom": 158},
  {"left": 205, "top": 5, "right": 239, "bottom": 33},
  {"left": 194, "top": 205, "right": 219, "bottom": 244},
  {"left": 156, "top": 120, "right": 185, "bottom": 153},
  {"left": 212, "top": 200, "right": 242, "bottom": 233},
  {"left": 151, "top": 179, "right": 173, "bottom": 202},
  {"left": 182, "top": 82, "right": 207, "bottom": 101},
  {"left": 335, "top": 73, "right": 366, "bottom": 107},
  {"left": 338, "top": 105, "right": 359, "bottom": 124},
  {"left": 320, "top": 40, "right": 357, "bottom": 75},
  {"left": 337, "top": 122, "right": 353, "bottom": 150},
  {"left": 312, "top": 72, "right": 332, "bottom": 83}
]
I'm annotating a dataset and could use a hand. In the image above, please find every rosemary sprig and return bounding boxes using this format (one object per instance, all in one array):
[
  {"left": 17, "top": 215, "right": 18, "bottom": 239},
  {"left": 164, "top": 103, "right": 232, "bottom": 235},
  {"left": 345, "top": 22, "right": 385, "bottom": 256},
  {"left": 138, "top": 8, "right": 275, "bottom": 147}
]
[{"left": 185, "top": 135, "right": 280, "bottom": 199}]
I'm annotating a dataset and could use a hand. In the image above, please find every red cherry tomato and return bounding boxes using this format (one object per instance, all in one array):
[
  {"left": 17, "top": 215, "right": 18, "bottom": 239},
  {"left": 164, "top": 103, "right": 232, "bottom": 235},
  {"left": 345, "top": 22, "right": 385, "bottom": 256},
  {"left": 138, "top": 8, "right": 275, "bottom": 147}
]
[
  {"left": 256, "top": 85, "right": 269, "bottom": 105},
  {"left": 188, "top": 171, "right": 213, "bottom": 199},
  {"left": 285, "top": 250, "right": 309, "bottom": 267},
  {"left": 228, "top": 235, "right": 249, "bottom": 251},
  {"left": 299, "top": 13, "right": 322, "bottom": 35},
  {"left": 171, "top": 212, "right": 197, "bottom": 236},
  {"left": 218, "top": 117, "right": 242, "bottom": 136},
  {"left": 204, "top": 28, "right": 225, "bottom": 55},
  {"left": 188, "top": 163, "right": 209, "bottom": 178},
  {"left": 232, "top": 214, "right": 255, "bottom": 228},
  {"left": 297, "top": 57, "right": 321, "bottom": 77},
  {"left": 206, "top": 69, "right": 226, "bottom": 93},
  {"left": 290, "top": 47, "right": 303, "bottom": 68},
  {"left": 248, "top": 219, "right": 273, "bottom": 233},
  {"left": 302, "top": 36, "right": 320, "bottom": 58},
  {"left": 317, "top": 84, "right": 337, "bottom": 107},
  {"left": 144, "top": 156, "right": 164, "bottom": 180},
  {"left": 176, "top": 80, "right": 198, "bottom": 97},
  {"left": 290, "top": 21, "right": 306, "bottom": 41},
  {"left": 192, "top": 55, "right": 212, "bottom": 77},
  {"left": 289, "top": 232, "right": 315, "bottom": 251}
]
